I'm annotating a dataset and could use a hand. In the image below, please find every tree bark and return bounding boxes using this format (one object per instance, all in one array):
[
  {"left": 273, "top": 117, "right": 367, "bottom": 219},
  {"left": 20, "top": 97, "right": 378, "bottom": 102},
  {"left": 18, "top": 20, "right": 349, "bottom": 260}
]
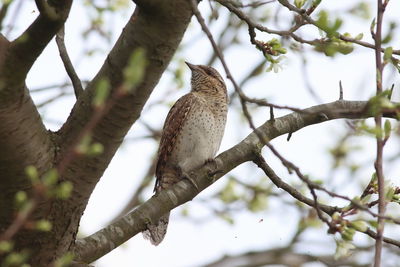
[{"left": 0, "top": 1, "right": 72, "bottom": 264}]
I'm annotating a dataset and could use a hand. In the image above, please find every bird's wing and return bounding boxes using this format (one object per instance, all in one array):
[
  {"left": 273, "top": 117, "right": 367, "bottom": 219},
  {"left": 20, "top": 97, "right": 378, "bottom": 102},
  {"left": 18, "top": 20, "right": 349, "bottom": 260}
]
[{"left": 155, "top": 93, "right": 199, "bottom": 191}]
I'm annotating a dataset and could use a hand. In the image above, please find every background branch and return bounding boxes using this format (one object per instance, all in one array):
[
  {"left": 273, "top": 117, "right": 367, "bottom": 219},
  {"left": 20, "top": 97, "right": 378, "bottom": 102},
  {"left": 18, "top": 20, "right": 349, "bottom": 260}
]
[
  {"left": 73, "top": 100, "right": 399, "bottom": 263},
  {"left": 203, "top": 248, "right": 369, "bottom": 267}
]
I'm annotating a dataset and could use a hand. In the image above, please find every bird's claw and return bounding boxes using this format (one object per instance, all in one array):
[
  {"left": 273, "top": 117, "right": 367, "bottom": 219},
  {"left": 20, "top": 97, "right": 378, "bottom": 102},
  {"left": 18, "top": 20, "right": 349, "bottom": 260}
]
[
  {"left": 182, "top": 171, "right": 199, "bottom": 192},
  {"left": 205, "top": 158, "right": 223, "bottom": 179}
]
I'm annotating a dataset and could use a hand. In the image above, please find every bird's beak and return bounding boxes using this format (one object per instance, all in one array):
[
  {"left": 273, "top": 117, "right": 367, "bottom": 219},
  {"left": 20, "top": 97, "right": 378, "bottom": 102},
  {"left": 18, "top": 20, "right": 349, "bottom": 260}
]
[{"left": 185, "top": 61, "right": 196, "bottom": 71}]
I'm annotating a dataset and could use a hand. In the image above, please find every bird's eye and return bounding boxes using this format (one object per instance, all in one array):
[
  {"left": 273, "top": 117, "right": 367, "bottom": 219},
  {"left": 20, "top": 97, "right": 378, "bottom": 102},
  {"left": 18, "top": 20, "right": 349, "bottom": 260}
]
[{"left": 205, "top": 69, "right": 216, "bottom": 77}]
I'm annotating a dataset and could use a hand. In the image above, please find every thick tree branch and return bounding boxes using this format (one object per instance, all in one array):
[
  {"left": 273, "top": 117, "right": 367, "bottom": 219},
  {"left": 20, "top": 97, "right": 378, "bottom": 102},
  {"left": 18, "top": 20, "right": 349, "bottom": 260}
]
[
  {"left": 0, "top": 3, "right": 72, "bottom": 262},
  {"left": 0, "top": 0, "right": 72, "bottom": 105},
  {"left": 0, "top": 86, "right": 55, "bottom": 255},
  {"left": 73, "top": 100, "right": 399, "bottom": 263}
]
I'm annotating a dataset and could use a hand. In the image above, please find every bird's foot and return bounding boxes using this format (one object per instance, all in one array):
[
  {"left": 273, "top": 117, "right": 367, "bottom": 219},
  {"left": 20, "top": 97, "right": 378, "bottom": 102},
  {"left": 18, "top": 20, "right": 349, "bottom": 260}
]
[
  {"left": 182, "top": 171, "right": 199, "bottom": 192},
  {"left": 204, "top": 158, "right": 224, "bottom": 179}
]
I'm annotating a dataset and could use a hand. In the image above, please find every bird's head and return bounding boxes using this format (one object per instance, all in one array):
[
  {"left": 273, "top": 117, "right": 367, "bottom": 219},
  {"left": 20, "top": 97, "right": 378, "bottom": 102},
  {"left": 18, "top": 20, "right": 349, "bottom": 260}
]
[{"left": 185, "top": 62, "right": 226, "bottom": 95}]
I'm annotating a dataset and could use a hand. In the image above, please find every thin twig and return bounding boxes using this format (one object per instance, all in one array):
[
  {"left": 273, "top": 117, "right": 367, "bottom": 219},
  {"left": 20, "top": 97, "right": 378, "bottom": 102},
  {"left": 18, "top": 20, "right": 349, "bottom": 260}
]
[
  {"left": 194, "top": 0, "right": 315, "bottom": 115},
  {"left": 220, "top": 0, "right": 400, "bottom": 57},
  {"left": 191, "top": 0, "right": 314, "bottom": 123},
  {"left": 190, "top": 0, "right": 260, "bottom": 133},
  {"left": 227, "top": 0, "right": 275, "bottom": 8},
  {"left": 4, "top": 0, "right": 23, "bottom": 36},
  {"left": 216, "top": 0, "right": 400, "bottom": 56},
  {"left": 0, "top": 201, "right": 37, "bottom": 241},
  {"left": 264, "top": 139, "right": 400, "bottom": 224},
  {"left": 275, "top": 0, "right": 400, "bottom": 55},
  {"left": 36, "top": 91, "right": 71, "bottom": 108},
  {"left": 0, "top": 0, "right": 11, "bottom": 31},
  {"left": 31, "top": 80, "right": 89, "bottom": 93},
  {"left": 373, "top": 0, "right": 389, "bottom": 266},
  {"left": 253, "top": 153, "right": 339, "bottom": 215},
  {"left": 56, "top": 26, "right": 84, "bottom": 98},
  {"left": 0, "top": 184, "right": 48, "bottom": 242},
  {"left": 339, "top": 80, "right": 344, "bottom": 100},
  {"left": 300, "top": 55, "right": 323, "bottom": 103}
]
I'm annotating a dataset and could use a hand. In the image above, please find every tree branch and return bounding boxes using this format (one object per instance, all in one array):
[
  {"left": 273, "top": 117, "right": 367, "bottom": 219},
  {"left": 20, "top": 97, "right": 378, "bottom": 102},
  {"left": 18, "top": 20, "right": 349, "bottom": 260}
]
[
  {"left": 0, "top": 0, "right": 11, "bottom": 31},
  {"left": 253, "top": 153, "right": 339, "bottom": 215},
  {"left": 73, "top": 100, "right": 399, "bottom": 263},
  {"left": 56, "top": 26, "right": 84, "bottom": 98},
  {"left": 0, "top": 0, "right": 72, "bottom": 105},
  {"left": 373, "top": 0, "right": 388, "bottom": 266},
  {"left": 0, "top": 4, "right": 72, "bottom": 260},
  {"left": 203, "top": 248, "right": 369, "bottom": 267},
  {"left": 275, "top": 0, "right": 400, "bottom": 55},
  {"left": 0, "top": 3, "right": 73, "bottom": 260},
  {"left": 0, "top": 86, "right": 55, "bottom": 246},
  {"left": 216, "top": 0, "right": 400, "bottom": 55}
]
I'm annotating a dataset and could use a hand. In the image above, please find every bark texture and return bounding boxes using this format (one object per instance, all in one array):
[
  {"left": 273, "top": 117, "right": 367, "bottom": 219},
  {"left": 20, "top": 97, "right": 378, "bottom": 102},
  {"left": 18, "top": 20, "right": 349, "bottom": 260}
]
[{"left": 0, "top": 0, "right": 73, "bottom": 264}]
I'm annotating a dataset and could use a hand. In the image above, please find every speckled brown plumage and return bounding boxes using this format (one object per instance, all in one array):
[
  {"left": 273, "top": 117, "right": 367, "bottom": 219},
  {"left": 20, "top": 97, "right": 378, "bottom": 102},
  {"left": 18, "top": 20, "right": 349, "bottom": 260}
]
[{"left": 143, "top": 62, "right": 228, "bottom": 245}]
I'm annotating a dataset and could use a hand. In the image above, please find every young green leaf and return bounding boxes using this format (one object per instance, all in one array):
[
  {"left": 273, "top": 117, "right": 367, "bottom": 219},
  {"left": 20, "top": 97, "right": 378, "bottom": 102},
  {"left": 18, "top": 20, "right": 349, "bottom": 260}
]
[
  {"left": 349, "top": 220, "right": 368, "bottom": 232},
  {"left": 334, "top": 240, "right": 355, "bottom": 260},
  {"left": 383, "top": 47, "right": 393, "bottom": 62},
  {"left": 0, "top": 241, "right": 13, "bottom": 253},
  {"left": 294, "top": 0, "right": 306, "bottom": 9},
  {"left": 42, "top": 169, "right": 59, "bottom": 187},
  {"left": 55, "top": 181, "right": 73, "bottom": 200},
  {"left": 123, "top": 48, "right": 147, "bottom": 92},
  {"left": 92, "top": 78, "right": 110, "bottom": 108},
  {"left": 35, "top": 219, "right": 52, "bottom": 232},
  {"left": 384, "top": 119, "right": 391, "bottom": 139},
  {"left": 25, "top": 165, "right": 39, "bottom": 184},
  {"left": 54, "top": 252, "right": 75, "bottom": 267}
]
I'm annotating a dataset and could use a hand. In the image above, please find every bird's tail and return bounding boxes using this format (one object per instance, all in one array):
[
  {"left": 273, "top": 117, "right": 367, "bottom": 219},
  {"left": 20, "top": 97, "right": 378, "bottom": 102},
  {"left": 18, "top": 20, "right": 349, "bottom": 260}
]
[
  {"left": 143, "top": 170, "right": 177, "bottom": 245},
  {"left": 142, "top": 212, "right": 170, "bottom": 246}
]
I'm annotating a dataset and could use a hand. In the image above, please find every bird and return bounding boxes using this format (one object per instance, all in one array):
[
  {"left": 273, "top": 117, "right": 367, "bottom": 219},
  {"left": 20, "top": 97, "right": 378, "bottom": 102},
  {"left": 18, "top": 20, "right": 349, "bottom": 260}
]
[{"left": 142, "top": 62, "right": 228, "bottom": 245}]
